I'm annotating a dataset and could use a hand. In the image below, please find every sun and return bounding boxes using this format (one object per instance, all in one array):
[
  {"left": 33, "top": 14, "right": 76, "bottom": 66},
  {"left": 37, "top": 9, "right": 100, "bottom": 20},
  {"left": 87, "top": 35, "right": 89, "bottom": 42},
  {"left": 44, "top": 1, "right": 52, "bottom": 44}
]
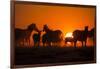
[{"left": 65, "top": 32, "right": 73, "bottom": 38}]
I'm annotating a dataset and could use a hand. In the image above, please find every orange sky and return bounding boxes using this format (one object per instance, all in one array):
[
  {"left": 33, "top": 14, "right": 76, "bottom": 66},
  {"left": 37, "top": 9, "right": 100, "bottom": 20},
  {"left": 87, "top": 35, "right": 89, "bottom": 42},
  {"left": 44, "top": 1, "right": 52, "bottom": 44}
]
[{"left": 15, "top": 3, "right": 96, "bottom": 46}]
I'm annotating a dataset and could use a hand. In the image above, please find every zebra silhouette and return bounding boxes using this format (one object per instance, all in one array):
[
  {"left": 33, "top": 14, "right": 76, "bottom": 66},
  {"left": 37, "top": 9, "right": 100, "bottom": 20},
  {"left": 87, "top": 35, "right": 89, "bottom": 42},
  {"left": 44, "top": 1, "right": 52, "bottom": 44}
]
[
  {"left": 42, "top": 24, "right": 63, "bottom": 46},
  {"left": 72, "top": 26, "right": 88, "bottom": 47},
  {"left": 15, "top": 23, "right": 39, "bottom": 46}
]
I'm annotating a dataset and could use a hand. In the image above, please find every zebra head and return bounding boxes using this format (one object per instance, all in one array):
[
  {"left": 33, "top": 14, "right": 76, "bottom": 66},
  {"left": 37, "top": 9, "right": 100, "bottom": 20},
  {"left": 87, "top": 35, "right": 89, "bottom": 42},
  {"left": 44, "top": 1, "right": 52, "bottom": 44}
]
[
  {"left": 27, "top": 23, "right": 39, "bottom": 32},
  {"left": 43, "top": 24, "right": 49, "bottom": 32},
  {"left": 85, "top": 26, "right": 88, "bottom": 32}
]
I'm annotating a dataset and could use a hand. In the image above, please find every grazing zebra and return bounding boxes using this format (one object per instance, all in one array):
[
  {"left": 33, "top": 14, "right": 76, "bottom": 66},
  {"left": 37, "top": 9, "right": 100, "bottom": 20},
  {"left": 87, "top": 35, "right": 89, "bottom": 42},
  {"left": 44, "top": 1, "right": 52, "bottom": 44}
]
[
  {"left": 33, "top": 31, "right": 41, "bottom": 46},
  {"left": 15, "top": 23, "right": 39, "bottom": 46},
  {"left": 42, "top": 24, "right": 63, "bottom": 46},
  {"left": 72, "top": 26, "right": 88, "bottom": 47}
]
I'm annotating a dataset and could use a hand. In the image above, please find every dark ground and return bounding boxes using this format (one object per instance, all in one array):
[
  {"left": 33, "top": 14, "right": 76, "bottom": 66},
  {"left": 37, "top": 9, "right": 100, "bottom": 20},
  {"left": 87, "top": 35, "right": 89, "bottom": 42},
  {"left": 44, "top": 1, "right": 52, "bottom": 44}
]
[{"left": 15, "top": 46, "right": 96, "bottom": 65}]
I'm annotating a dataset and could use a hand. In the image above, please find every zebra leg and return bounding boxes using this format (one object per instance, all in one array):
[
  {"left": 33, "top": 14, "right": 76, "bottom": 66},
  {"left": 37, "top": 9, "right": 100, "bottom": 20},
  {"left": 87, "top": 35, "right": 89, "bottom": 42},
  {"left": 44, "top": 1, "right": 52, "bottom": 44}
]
[
  {"left": 49, "top": 42, "right": 51, "bottom": 46},
  {"left": 26, "top": 40, "right": 29, "bottom": 46},
  {"left": 82, "top": 41, "right": 83, "bottom": 47},
  {"left": 65, "top": 41, "right": 67, "bottom": 47},
  {"left": 43, "top": 41, "right": 46, "bottom": 47},
  {"left": 48, "top": 42, "right": 51, "bottom": 47},
  {"left": 26, "top": 39, "right": 29, "bottom": 46},
  {"left": 71, "top": 41, "right": 74, "bottom": 47},
  {"left": 43, "top": 42, "right": 45, "bottom": 46},
  {"left": 74, "top": 41, "right": 77, "bottom": 47},
  {"left": 93, "top": 38, "right": 94, "bottom": 46},
  {"left": 26, "top": 39, "right": 30, "bottom": 46},
  {"left": 85, "top": 40, "right": 87, "bottom": 47},
  {"left": 34, "top": 42, "right": 37, "bottom": 47},
  {"left": 22, "top": 39, "right": 25, "bottom": 46},
  {"left": 28, "top": 39, "right": 30, "bottom": 46},
  {"left": 37, "top": 42, "right": 39, "bottom": 47}
]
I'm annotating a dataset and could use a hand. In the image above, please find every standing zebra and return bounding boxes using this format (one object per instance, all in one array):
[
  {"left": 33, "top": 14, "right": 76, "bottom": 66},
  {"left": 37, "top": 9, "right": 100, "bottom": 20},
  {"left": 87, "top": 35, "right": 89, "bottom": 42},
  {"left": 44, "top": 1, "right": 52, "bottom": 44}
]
[
  {"left": 88, "top": 28, "right": 95, "bottom": 45},
  {"left": 15, "top": 23, "right": 39, "bottom": 46},
  {"left": 72, "top": 26, "right": 88, "bottom": 47},
  {"left": 42, "top": 33, "right": 48, "bottom": 46},
  {"left": 33, "top": 31, "right": 41, "bottom": 46},
  {"left": 42, "top": 24, "right": 63, "bottom": 46}
]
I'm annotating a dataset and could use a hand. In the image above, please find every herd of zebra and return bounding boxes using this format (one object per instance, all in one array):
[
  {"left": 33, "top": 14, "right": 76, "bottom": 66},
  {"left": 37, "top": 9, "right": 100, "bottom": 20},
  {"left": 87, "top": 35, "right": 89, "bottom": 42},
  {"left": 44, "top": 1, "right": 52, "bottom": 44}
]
[{"left": 15, "top": 23, "right": 95, "bottom": 47}]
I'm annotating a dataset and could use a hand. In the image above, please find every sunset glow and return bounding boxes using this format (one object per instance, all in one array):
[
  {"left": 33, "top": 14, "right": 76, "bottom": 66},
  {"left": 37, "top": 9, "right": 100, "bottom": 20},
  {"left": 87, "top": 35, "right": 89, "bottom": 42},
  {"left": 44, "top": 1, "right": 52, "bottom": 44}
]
[
  {"left": 65, "top": 32, "right": 73, "bottom": 38},
  {"left": 15, "top": 3, "right": 95, "bottom": 46}
]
